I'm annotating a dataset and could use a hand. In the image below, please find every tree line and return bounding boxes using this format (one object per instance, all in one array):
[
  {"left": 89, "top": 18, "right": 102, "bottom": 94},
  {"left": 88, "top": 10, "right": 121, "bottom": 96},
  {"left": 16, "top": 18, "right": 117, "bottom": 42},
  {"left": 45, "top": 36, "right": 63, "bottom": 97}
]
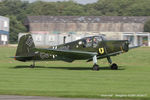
[{"left": 1, "top": 0, "right": 150, "bottom": 43}]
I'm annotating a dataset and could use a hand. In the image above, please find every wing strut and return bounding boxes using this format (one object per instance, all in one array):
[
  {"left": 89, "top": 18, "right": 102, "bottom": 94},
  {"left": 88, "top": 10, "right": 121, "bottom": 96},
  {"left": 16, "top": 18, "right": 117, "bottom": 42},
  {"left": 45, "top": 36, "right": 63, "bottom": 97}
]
[{"left": 107, "top": 56, "right": 112, "bottom": 64}]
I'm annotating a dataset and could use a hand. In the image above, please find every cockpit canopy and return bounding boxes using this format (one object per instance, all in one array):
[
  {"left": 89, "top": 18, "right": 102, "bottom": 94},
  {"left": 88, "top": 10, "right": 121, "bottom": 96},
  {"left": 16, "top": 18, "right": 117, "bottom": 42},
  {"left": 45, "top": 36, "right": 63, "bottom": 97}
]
[
  {"left": 84, "top": 36, "right": 105, "bottom": 48},
  {"left": 85, "top": 36, "right": 104, "bottom": 42}
]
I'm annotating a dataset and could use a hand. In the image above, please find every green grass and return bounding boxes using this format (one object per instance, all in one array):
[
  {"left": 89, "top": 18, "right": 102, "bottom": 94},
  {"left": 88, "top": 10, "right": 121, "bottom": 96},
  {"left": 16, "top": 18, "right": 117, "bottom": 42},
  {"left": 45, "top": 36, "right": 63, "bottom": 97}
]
[{"left": 0, "top": 46, "right": 150, "bottom": 100}]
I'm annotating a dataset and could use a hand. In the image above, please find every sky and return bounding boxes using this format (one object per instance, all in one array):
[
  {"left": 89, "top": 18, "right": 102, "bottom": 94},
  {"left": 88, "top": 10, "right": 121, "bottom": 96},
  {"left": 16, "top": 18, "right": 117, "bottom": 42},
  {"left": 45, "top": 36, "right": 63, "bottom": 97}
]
[{"left": 24, "top": 0, "right": 98, "bottom": 4}]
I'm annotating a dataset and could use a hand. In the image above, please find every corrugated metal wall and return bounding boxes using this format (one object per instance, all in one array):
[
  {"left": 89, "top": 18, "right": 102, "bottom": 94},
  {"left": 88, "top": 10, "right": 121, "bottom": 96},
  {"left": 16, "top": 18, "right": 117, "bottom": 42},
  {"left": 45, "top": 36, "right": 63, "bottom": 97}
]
[{"left": 29, "top": 22, "right": 144, "bottom": 33}]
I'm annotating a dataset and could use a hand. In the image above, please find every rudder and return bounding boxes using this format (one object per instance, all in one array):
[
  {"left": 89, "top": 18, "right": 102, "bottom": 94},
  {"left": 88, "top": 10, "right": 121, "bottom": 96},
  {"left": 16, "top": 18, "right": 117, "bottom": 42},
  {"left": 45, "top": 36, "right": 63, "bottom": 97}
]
[{"left": 16, "top": 34, "right": 35, "bottom": 57}]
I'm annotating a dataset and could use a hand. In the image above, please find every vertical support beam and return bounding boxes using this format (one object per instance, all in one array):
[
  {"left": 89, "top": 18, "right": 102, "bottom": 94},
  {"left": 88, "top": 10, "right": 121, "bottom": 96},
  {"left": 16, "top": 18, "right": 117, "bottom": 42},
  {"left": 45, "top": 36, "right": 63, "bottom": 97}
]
[
  {"left": 148, "top": 33, "right": 150, "bottom": 47},
  {"left": 57, "top": 34, "right": 59, "bottom": 45},
  {"left": 140, "top": 36, "right": 143, "bottom": 46},
  {"left": 93, "top": 55, "right": 97, "bottom": 64},
  {"left": 134, "top": 35, "right": 138, "bottom": 46},
  {"left": 133, "top": 32, "right": 138, "bottom": 46}
]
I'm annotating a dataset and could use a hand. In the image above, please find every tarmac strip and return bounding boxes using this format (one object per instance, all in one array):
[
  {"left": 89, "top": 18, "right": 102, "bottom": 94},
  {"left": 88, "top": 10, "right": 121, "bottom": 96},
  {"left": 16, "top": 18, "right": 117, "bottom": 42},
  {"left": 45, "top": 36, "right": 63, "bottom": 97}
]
[{"left": 0, "top": 95, "right": 113, "bottom": 100}]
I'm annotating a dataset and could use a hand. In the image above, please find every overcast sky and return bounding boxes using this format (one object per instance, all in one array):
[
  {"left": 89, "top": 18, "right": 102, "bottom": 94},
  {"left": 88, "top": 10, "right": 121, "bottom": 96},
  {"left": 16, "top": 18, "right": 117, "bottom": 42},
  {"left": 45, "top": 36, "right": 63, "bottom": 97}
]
[{"left": 23, "top": 0, "right": 98, "bottom": 4}]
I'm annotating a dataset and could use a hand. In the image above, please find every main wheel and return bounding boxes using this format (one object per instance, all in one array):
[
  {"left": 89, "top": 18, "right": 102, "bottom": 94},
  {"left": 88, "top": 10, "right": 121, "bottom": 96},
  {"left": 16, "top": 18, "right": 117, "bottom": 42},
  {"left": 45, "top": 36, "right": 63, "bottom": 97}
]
[
  {"left": 111, "top": 63, "right": 118, "bottom": 70},
  {"left": 93, "top": 64, "right": 99, "bottom": 71}
]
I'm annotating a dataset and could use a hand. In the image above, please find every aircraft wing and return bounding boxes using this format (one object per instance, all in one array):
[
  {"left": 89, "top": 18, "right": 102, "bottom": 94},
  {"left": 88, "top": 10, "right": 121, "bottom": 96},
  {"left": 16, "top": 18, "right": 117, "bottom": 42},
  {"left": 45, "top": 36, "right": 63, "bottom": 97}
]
[
  {"left": 34, "top": 48, "right": 97, "bottom": 60},
  {"left": 97, "top": 51, "right": 123, "bottom": 59},
  {"left": 87, "top": 51, "right": 123, "bottom": 62}
]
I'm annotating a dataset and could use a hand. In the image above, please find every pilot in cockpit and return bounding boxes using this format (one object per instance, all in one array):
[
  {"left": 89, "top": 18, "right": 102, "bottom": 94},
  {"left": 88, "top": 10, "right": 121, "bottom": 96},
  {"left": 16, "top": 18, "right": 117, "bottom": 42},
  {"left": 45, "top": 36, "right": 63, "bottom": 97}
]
[{"left": 85, "top": 37, "right": 92, "bottom": 47}]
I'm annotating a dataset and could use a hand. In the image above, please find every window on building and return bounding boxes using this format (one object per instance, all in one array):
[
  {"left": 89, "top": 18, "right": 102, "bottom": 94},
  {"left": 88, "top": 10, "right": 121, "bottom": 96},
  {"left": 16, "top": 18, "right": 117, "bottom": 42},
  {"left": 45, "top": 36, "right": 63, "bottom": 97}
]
[
  {"left": 4, "top": 21, "right": 8, "bottom": 28},
  {"left": 1, "top": 35, "right": 7, "bottom": 41},
  {"left": 35, "top": 35, "right": 42, "bottom": 42},
  {"left": 49, "top": 35, "right": 55, "bottom": 42}
]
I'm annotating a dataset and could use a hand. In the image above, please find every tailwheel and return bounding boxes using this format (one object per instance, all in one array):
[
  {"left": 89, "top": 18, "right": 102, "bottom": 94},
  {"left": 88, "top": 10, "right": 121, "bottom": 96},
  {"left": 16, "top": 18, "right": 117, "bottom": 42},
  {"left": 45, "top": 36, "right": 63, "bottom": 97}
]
[
  {"left": 30, "top": 61, "right": 35, "bottom": 68},
  {"left": 30, "top": 64, "right": 35, "bottom": 68},
  {"left": 111, "top": 63, "right": 118, "bottom": 70},
  {"left": 93, "top": 64, "right": 99, "bottom": 71}
]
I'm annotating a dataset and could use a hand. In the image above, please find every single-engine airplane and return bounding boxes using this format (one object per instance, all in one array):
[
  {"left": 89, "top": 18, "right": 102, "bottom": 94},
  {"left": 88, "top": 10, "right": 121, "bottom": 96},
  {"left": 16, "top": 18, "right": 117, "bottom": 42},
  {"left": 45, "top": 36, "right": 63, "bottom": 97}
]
[{"left": 13, "top": 34, "right": 130, "bottom": 71}]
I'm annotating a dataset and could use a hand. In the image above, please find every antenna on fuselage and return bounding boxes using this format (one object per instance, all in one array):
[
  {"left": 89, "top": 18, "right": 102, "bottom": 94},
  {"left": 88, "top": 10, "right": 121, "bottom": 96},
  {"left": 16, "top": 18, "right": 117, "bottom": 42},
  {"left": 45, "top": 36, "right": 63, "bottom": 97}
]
[{"left": 63, "top": 36, "right": 66, "bottom": 44}]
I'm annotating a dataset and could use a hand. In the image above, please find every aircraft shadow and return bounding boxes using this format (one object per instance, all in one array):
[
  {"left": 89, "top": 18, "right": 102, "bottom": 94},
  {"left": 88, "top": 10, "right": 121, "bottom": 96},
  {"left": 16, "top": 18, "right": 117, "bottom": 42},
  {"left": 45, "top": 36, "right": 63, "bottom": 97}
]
[{"left": 13, "top": 66, "right": 125, "bottom": 70}]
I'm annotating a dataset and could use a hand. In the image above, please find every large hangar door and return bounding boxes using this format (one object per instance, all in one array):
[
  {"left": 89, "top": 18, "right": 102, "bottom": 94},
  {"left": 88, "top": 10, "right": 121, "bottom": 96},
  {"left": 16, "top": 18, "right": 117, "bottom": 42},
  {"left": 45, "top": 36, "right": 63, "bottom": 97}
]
[
  {"left": 123, "top": 33, "right": 150, "bottom": 47},
  {"left": 123, "top": 35, "right": 135, "bottom": 47},
  {"left": 137, "top": 36, "right": 148, "bottom": 46}
]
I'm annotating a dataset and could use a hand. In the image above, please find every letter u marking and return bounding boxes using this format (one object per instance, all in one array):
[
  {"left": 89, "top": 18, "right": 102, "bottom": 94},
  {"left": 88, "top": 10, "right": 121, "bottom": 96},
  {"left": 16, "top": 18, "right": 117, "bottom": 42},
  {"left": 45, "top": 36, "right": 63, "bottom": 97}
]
[{"left": 99, "top": 48, "right": 104, "bottom": 54}]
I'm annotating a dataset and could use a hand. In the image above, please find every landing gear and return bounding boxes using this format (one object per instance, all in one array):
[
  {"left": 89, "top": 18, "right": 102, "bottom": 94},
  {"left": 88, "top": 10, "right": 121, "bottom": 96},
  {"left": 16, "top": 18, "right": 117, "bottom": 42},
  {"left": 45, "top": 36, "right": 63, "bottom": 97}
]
[
  {"left": 30, "top": 64, "right": 35, "bottom": 68},
  {"left": 92, "top": 55, "right": 99, "bottom": 71},
  {"left": 30, "top": 60, "right": 35, "bottom": 68},
  {"left": 93, "top": 64, "right": 99, "bottom": 71},
  {"left": 111, "top": 63, "right": 118, "bottom": 70},
  {"left": 107, "top": 56, "right": 118, "bottom": 70}
]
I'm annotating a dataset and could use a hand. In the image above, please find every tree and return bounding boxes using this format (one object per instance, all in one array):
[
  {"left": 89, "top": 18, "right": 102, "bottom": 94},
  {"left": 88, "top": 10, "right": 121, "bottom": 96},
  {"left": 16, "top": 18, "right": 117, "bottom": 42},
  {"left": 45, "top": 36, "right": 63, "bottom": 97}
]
[
  {"left": 59, "top": 1, "right": 86, "bottom": 16},
  {"left": 9, "top": 15, "right": 27, "bottom": 43},
  {"left": 0, "top": 0, "right": 28, "bottom": 43}
]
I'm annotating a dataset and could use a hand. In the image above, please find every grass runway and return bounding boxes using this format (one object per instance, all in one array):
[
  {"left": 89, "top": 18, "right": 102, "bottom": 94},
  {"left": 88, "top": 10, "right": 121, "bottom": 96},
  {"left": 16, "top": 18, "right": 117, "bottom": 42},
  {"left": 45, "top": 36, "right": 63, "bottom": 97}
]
[{"left": 0, "top": 46, "right": 150, "bottom": 100}]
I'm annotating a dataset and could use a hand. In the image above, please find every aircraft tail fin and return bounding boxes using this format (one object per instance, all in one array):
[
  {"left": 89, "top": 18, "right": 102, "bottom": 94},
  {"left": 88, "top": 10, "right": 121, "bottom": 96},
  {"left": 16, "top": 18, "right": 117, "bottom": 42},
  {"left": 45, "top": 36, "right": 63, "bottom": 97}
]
[{"left": 15, "top": 34, "right": 35, "bottom": 57}]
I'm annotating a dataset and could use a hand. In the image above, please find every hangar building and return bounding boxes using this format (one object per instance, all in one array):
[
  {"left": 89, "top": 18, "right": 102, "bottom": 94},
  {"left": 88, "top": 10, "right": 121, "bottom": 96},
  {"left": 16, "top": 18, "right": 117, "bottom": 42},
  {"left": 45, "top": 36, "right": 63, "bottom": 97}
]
[
  {"left": 0, "top": 16, "right": 9, "bottom": 45},
  {"left": 22, "top": 16, "right": 150, "bottom": 47}
]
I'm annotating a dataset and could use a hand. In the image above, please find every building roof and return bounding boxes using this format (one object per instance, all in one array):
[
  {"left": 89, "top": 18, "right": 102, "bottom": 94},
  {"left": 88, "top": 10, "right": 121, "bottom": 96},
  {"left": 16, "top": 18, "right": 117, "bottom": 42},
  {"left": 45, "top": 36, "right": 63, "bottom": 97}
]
[
  {"left": 0, "top": 16, "right": 9, "bottom": 21},
  {"left": 25, "top": 16, "right": 150, "bottom": 24}
]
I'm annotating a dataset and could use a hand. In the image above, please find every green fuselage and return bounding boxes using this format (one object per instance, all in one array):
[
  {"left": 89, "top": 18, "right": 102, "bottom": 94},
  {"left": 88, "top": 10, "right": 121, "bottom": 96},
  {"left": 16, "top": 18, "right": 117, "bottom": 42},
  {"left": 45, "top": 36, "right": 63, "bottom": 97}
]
[
  {"left": 32, "top": 36, "right": 129, "bottom": 61},
  {"left": 15, "top": 35, "right": 129, "bottom": 62}
]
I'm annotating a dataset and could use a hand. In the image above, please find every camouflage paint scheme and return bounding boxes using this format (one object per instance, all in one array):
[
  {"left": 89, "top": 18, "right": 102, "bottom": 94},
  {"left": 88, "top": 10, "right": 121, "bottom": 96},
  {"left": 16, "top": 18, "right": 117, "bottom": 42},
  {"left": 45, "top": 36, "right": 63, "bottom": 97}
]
[{"left": 14, "top": 34, "right": 129, "bottom": 70}]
